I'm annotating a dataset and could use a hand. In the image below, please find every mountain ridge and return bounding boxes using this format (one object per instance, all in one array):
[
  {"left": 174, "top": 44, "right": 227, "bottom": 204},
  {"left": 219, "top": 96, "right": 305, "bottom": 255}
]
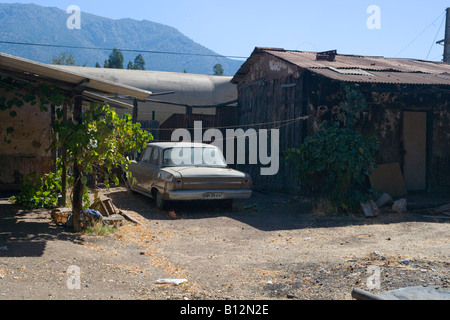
[{"left": 0, "top": 3, "right": 243, "bottom": 76}]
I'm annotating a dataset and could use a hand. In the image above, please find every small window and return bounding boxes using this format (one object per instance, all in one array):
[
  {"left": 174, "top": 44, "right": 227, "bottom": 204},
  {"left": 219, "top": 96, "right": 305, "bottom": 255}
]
[
  {"left": 150, "top": 148, "right": 159, "bottom": 166},
  {"left": 140, "top": 148, "right": 152, "bottom": 163}
]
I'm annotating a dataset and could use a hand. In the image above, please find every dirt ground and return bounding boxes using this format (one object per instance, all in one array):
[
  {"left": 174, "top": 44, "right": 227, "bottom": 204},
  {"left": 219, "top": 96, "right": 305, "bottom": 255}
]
[{"left": 0, "top": 186, "right": 449, "bottom": 301}]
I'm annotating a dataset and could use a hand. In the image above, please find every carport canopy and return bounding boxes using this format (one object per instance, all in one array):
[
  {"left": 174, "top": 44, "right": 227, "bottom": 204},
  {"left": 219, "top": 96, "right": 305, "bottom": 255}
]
[{"left": 0, "top": 52, "right": 152, "bottom": 106}]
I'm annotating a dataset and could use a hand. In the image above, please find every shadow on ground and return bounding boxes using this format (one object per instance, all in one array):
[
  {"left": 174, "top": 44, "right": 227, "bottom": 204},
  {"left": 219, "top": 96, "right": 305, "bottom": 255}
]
[
  {"left": 1, "top": 186, "right": 448, "bottom": 259},
  {"left": 104, "top": 185, "right": 450, "bottom": 232},
  {"left": 0, "top": 194, "right": 80, "bottom": 258}
]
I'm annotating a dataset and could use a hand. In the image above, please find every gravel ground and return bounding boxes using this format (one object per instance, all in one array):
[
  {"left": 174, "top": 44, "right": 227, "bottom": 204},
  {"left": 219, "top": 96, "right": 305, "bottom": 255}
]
[{"left": 0, "top": 186, "right": 449, "bottom": 301}]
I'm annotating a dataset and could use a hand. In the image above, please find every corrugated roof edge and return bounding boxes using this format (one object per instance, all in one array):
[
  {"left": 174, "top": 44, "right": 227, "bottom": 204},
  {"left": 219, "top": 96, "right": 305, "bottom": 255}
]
[{"left": 231, "top": 47, "right": 450, "bottom": 85}]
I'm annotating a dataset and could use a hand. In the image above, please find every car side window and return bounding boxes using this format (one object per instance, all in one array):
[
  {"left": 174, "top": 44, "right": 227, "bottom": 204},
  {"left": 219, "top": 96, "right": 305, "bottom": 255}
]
[
  {"left": 140, "top": 147, "right": 152, "bottom": 163},
  {"left": 149, "top": 148, "right": 160, "bottom": 166}
]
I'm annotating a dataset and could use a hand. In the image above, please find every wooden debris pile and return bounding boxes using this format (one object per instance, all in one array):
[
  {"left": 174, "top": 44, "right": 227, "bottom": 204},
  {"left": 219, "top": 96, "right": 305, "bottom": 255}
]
[
  {"left": 412, "top": 203, "right": 450, "bottom": 219},
  {"left": 51, "top": 197, "right": 142, "bottom": 226}
]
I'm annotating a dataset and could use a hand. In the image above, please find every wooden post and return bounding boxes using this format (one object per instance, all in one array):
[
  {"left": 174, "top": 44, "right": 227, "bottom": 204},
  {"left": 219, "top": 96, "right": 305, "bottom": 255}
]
[
  {"left": 50, "top": 104, "right": 57, "bottom": 173},
  {"left": 72, "top": 91, "right": 84, "bottom": 232},
  {"left": 132, "top": 98, "right": 138, "bottom": 124},
  {"left": 61, "top": 102, "right": 68, "bottom": 207},
  {"left": 187, "top": 106, "right": 193, "bottom": 137}
]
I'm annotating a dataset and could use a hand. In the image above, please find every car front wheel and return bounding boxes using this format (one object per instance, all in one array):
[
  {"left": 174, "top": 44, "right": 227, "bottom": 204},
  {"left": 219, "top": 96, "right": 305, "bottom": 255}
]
[{"left": 124, "top": 176, "right": 136, "bottom": 195}]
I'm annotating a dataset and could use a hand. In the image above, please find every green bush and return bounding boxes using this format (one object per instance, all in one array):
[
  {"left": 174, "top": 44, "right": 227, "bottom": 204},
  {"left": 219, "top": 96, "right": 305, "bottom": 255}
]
[
  {"left": 10, "top": 169, "right": 63, "bottom": 209},
  {"left": 286, "top": 85, "right": 380, "bottom": 212}
]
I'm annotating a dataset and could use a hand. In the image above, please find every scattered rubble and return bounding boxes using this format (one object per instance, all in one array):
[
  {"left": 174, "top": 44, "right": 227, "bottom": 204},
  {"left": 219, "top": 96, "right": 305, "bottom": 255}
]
[{"left": 362, "top": 194, "right": 410, "bottom": 217}]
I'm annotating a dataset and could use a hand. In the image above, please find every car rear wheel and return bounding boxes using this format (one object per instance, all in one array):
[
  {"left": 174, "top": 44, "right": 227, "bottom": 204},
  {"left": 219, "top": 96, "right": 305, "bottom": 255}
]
[{"left": 154, "top": 189, "right": 167, "bottom": 210}]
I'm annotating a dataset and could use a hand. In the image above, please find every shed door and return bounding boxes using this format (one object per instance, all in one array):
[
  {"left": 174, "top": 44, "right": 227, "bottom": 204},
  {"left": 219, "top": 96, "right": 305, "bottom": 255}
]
[{"left": 403, "top": 111, "right": 427, "bottom": 191}]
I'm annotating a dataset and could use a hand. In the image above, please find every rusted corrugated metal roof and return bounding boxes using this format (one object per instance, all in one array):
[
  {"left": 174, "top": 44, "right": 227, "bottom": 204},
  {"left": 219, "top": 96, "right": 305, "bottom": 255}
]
[
  {"left": 310, "top": 68, "right": 450, "bottom": 85},
  {"left": 232, "top": 47, "right": 450, "bottom": 86}
]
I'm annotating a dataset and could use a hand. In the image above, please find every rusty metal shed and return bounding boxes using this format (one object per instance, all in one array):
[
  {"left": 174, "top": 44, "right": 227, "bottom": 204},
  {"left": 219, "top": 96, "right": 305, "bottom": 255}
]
[{"left": 230, "top": 47, "right": 450, "bottom": 194}]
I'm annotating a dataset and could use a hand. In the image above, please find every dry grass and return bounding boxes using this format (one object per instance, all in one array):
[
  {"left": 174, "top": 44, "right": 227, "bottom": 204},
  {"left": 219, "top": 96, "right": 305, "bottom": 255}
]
[
  {"left": 312, "top": 197, "right": 339, "bottom": 216},
  {"left": 84, "top": 221, "right": 117, "bottom": 236}
]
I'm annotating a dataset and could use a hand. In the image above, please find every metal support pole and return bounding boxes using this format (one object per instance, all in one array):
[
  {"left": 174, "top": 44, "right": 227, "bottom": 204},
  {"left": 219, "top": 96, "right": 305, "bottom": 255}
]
[
  {"left": 444, "top": 8, "right": 450, "bottom": 63},
  {"left": 437, "top": 8, "right": 450, "bottom": 63}
]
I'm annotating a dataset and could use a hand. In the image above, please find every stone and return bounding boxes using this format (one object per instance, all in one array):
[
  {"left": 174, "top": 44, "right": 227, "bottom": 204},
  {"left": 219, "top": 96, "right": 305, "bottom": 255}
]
[
  {"left": 392, "top": 198, "right": 407, "bottom": 213},
  {"left": 376, "top": 193, "right": 393, "bottom": 208},
  {"left": 400, "top": 258, "right": 410, "bottom": 265},
  {"left": 361, "top": 200, "right": 380, "bottom": 217}
]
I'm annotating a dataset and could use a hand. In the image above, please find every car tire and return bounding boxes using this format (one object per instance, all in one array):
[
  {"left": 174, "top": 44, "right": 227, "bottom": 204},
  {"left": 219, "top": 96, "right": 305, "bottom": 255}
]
[{"left": 155, "top": 190, "right": 167, "bottom": 210}]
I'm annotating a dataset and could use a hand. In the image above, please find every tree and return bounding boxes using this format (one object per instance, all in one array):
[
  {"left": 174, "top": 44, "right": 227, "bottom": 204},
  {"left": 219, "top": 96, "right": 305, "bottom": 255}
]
[
  {"left": 105, "top": 48, "right": 124, "bottom": 69},
  {"left": 133, "top": 54, "right": 146, "bottom": 70},
  {"left": 52, "top": 103, "right": 152, "bottom": 231},
  {"left": 213, "top": 63, "right": 224, "bottom": 76},
  {"left": 127, "top": 54, "right": 146, "bottom": 70},
  {"left": 95, "top": 62, "right": 101, "bottom": 68},
  {"left": 51, "top": 52, "right": 76, "bottom": 66}
]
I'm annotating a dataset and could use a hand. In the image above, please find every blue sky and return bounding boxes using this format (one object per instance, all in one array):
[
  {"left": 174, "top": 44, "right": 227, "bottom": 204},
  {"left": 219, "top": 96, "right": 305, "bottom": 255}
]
[{"left": 1, "top": 0, "right": 449, "bottom": 61}]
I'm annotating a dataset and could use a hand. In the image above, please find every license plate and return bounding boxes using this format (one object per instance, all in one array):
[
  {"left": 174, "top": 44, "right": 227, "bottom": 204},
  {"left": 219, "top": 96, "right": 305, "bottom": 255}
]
[{"left": 203, "top": 192, "right": 224, "bottom": 199}]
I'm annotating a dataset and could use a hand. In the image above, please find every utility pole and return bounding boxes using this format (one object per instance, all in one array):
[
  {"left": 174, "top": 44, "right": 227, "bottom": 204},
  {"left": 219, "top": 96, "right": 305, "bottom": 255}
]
[{"left": 437, "top": 8, "right": 450, "bottom": 62}]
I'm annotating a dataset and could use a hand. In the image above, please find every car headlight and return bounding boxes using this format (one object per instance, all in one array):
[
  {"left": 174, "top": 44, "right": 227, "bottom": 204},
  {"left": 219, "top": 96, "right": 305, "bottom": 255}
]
[{"left": 158, "top": 172, "right": 174, "bottom": 182}]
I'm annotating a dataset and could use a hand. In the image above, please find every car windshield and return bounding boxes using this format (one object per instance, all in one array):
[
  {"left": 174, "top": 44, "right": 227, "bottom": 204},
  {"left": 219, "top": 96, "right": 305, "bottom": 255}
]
[{"left": 163, "top": 147, "right": 227, "bottom": 167}]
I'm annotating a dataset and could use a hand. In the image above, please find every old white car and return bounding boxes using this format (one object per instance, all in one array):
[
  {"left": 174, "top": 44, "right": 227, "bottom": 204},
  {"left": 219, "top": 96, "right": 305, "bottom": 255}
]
[{"left": 125, "top": 142, "right": 252, "bottom": 209}]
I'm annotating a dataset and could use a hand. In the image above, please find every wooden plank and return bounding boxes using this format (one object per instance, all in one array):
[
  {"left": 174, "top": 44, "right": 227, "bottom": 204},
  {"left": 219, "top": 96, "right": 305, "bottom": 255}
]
[
  {"left": 427, "top": 203, "right": 450, "bottom": 215},
  {"left": 369, "top": 163, "right": 408, "bottom": 198}
]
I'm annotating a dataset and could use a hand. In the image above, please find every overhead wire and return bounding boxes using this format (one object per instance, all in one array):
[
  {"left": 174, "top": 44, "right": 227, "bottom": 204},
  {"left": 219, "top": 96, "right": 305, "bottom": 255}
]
[
  {"left": 426, "top": 14, "right": 446, "bottom": 60},
  {"left": 144, "top": 115, "right": 311, "bottom": 132},
  {"left": 395, "top": 10, "right": 446, "bottom": 58},
  {"left": 0, "top": 40, "right": 248, "bottom": 60},
  {"left": 151, "top": 115, "right": 310, "bottom": 143}
]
